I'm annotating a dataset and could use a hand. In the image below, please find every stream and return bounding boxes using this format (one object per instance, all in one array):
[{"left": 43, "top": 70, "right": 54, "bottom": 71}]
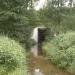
[
  {"left": 29, "top": 27, "right": 73, "bottom": 75},
  {"left": 28, "top": 54, "right": 73, "bottom": 75}
]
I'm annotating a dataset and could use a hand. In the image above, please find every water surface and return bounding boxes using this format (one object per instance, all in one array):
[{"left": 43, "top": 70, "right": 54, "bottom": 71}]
[{"left": 28, "top": 55, "right": 73, "bottom": 75}]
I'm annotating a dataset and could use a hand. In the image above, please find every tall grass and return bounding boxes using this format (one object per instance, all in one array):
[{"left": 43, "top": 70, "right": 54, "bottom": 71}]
[
  {"left": 0, "top": 36, "right": 27, "bottom": 75},
  {"left": 43, "top": 31, "right": 75, "bottom": 75}
]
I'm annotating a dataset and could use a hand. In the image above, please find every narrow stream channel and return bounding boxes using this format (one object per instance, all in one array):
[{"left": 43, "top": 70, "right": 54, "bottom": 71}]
[
  {"left": 30, "top": 27, "right": 73, "bottom": 75},
  {"left": 28, "top": 54, "right": 73, "bottom": 75}
]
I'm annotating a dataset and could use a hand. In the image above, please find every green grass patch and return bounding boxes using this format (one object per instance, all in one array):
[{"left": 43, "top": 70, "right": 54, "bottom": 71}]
[
  {"left": 43, "top": 31, "right": 75, "bottom": 75},
  {"left": 0, "top": 36, "right": 27, "bottom": 75}
]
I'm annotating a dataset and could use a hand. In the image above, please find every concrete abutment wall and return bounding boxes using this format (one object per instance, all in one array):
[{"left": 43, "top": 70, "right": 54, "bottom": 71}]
[{"left": 31, "top": 26, "right": 48, "bottom": 56}]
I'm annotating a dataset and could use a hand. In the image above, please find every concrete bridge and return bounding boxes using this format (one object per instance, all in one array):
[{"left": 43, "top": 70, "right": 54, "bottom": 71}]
[{"left": 31, "top": 26, "right": 49, "bottom": 56}]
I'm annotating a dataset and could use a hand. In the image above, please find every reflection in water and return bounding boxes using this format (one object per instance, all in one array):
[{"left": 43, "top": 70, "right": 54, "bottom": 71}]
[
  {"left": 34, "top": 68, "right": 44, "bottom": 75},
  {"left": 31, "top": 44, "right": 38, "bottom": 56}
]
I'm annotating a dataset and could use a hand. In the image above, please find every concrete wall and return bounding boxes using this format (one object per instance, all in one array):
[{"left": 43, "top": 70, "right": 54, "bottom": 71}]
[{"left": 31, "top": 27, "right": 46, "bottom": 56}]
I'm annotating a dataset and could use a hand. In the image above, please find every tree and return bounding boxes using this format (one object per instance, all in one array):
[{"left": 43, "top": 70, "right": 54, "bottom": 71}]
[
  {"left": 49, "top": 0, "right": 65, "bottom": 7},
  {"left": 38, "top": 0, "right": 75, "bottom": 34},
  {"left": 0, "top": 0, "right": 37, "bottom": 49}
]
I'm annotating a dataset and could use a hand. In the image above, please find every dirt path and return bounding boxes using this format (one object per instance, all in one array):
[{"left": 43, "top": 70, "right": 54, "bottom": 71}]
[{"left": 28, "top": 55, "right": 73, "bottom": 75}]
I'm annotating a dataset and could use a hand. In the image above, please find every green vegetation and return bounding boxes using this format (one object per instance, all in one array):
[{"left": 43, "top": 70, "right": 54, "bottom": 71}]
[
  {"left": 0, "top": 0, "right": 38, "bottom": 49},
  {"left": 38, "top": 0, "right": 75, "bottom": 33},
  {"left": 43, "top": 31, "right": 75, "bottom": 74},
  {"left": 0, "top": 0, "right": 75, "bottom": 75},
  {"left": 0, "top": 36, "right": 27, "bottom": 75}
]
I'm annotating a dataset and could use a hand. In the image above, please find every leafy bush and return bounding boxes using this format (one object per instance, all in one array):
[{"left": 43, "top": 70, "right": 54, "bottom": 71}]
[
  {"left": 0, "top": 36, "right": 27, "bottom": 75},
  {"left": 43, "top": 31, "right": 75, "bottom": 74}
]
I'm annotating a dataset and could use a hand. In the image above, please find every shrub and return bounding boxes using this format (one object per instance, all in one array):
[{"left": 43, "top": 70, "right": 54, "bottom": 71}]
[
  {"left": 0, "top": 36, "right": 27, "bottom": 75},
  {"left": 43, "top": 31, "right": 75, "bottom": 74}
]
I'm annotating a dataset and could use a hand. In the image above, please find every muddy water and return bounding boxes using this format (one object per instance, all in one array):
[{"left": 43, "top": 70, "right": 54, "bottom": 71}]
[{"left": 28, "top": 55, "right": 73, "bottom": 75}]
